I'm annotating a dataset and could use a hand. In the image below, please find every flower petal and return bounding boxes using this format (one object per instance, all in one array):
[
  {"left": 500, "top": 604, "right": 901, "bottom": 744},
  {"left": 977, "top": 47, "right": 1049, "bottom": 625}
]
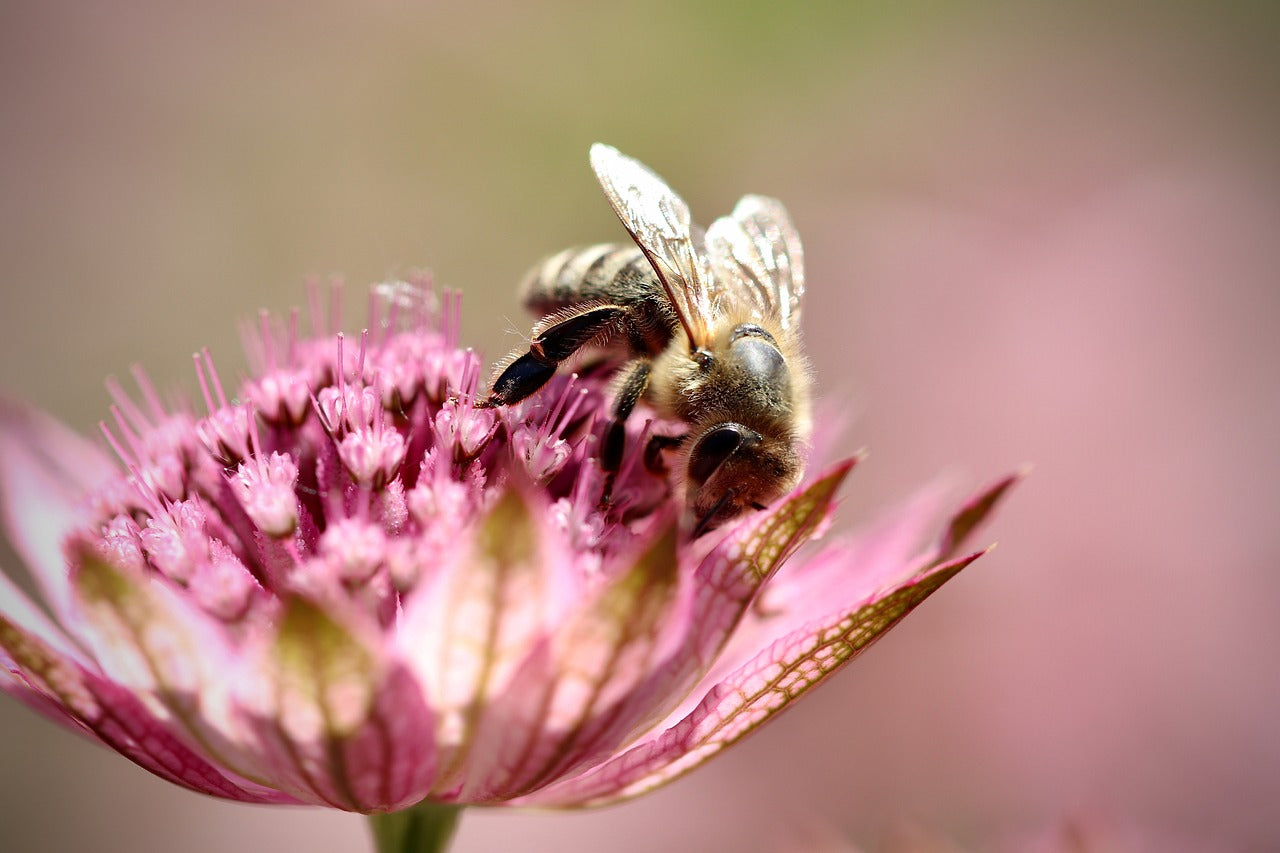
[
  {"left": 0, "top": 566, "right": 90, "bottom": 666},
  {"left": 399, "top": 485, "right": 576, "bottom": 795},
  {"left": 724, "top": 472, "right": 1023, "bottom": 689},
  {"left": 0, "top": 401, "right": 116, "bottom": 618},
  {"left": 674, "top": 459, "right": 859, "bottom": 690},
  {"left": 933, "top": 471, "right": 1023, "bottom": 564},
  {"left": 583, "top": 459, "right": 859, "bottom": 747},
  {"left": 457, "top": 522, "right": 683, "bottom": 801},
  {"left": 0, "top": 568, "right": 99, "bottom": 734},
  {"left": 236, "top": 598, "right": 437, "bottom": 811},
  {"left": 0, "top": 607, "right": 289, "bottom": 803},
  {"left": 69, "top": 549, "right": 256, "bottom": 769},
  {"left": 517, "top": 549, "right": 987, "bottom": 807}
]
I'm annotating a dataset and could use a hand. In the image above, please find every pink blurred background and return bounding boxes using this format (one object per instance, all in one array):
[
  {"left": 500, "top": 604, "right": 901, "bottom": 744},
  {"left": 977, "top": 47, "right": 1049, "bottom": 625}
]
[{"left": 1, "top": 3, "right": 1277, "bottom": 851}]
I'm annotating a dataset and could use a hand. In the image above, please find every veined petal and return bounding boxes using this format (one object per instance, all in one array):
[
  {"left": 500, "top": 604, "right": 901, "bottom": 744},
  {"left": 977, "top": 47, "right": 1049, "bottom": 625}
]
[
  {"left": 716, "top": 472, "right": 1023, "bottom": 693},
  {"left": 0, "top": 401, "right": 117, "bottom": 619},
  {"left": 458, "top": 522, "right": 682, "bottom": 801},
  {"left": 932, "top": 471, "right": 1023, "bottom": 565},
  {"left": 235, "top": 598, "right": 437, "bottom": 811},
  {"left": 0, "top": 659, "right": 95, "bottom": 735},
  {"left": 516, "top": 549, "right": 987, "bottom": 808},
  {"left": 576, "top": 460, "right": 858, "bottom": 752},
  {"left": 688, "top": 459, "right": 858, "bottom": 656},
  {"left": 399, "top": 485, "right": 572, "bottom": 795},
  {"left": 0, "top": 568, "right": 98, "bottom": 734},
  {"left": 759, "top": 478, "right": 952, "bottom": 614},
  {"left": 0, "top": 567, "right": 90, "bottom": 666},
  {"left": 0, "top": 608, "right": 290, "bottom": 803},
  {"left": 69, "top": 550, "right": 255, "bottom": 777}
]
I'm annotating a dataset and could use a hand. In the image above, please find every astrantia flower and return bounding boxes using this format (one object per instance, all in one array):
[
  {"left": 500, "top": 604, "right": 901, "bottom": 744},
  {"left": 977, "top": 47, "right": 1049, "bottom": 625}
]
[{"left": 0, "top": 281, "right": 1015, "bottom": 850}]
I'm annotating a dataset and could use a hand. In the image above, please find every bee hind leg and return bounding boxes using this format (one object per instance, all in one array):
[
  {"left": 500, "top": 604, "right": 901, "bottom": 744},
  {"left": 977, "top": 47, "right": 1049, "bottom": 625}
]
[{"left": 482, "top": 303, "right": 625, "bottom": 407}]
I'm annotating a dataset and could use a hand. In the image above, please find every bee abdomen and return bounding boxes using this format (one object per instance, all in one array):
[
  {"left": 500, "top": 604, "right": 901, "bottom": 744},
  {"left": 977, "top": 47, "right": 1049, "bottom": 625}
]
[{"left": 520, "top": 243, "right": 656, "bottom": 313}]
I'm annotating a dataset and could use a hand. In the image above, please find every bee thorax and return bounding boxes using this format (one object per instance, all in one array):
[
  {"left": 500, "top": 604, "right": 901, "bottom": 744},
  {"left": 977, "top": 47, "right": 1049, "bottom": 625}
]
[{"left": 728, "top": 336, "right": 789, "bottom": 396}]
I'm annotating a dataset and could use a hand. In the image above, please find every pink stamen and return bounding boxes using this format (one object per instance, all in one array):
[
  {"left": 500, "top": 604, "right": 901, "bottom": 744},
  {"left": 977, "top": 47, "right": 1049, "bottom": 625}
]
[
  {"left": 306, "top": 276, "right": 324, "bottom": 337},
  {"left": 329, "top": 277, "right": 343, "bottom": 335},
  {"left": 105, "top": 376, "right": 152, "bottom": 435},
  {"left": 336, "top": 332, "right": 346, "bottom": 391},
  {"left": 194, "top": 353, "right": 217, "bottom": 414},
  {"left": 287, "top": 307, "right": 300, "bottom": 365},
  {"left": 130, "top": 365, "right": 168, "bottom": 423},
  {"left": 457, "top": 349, "right": 479, "bottom": 401},
  {"left": 202, "top": 350, "right": 229, "bottom": 409},
  {"left": 109, "top": 405, "right": 145, "bottom": 463},
  {"left": 98, "top": 419, "right": 137, "bottom": 470},
  {"left": 260, "top": 310, "right": 278, "bottom": 372}
]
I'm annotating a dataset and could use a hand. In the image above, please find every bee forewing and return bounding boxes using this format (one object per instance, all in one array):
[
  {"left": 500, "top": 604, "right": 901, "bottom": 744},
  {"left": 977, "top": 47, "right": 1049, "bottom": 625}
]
[
  {"left": 706, "top": 195, "right": 806, "bottom": 331},
  {"left": 589, "top": 143, "right": 717, "bottom": 348}
]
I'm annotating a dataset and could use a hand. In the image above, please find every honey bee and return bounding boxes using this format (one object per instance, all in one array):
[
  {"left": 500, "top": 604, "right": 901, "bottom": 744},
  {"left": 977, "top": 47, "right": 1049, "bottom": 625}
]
[{"left": 483, "top": 144, "right": 811, "bottom": 534}]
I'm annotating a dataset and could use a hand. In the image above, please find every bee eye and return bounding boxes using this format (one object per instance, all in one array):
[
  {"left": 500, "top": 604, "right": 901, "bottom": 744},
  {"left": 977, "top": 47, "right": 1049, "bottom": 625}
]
[{"left": 688, "top": 423, "right": 761, "bottom": 485}]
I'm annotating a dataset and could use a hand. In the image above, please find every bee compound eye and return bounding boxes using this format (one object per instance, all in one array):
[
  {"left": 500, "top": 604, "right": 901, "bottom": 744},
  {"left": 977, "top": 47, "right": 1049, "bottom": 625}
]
[{"left": 687, "top": 423, "right": 761, "bottom": 486}]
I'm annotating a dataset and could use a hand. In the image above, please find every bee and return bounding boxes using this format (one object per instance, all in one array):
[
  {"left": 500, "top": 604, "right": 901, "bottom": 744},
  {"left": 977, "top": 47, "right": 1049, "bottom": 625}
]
[{"left": 483, "top": 144, "right": 811, "bottom": 535}]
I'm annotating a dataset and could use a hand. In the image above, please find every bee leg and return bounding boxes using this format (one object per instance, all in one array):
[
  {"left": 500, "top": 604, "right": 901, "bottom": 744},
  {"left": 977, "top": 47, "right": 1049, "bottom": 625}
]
[
  {"left": 600, "top": 360, "right": 652, "bottom": 505},
  {"left": 643, "top": 433, "right": 685, "bottom": 475},
  {"left": 483, "top": 304, "right": 625, "bottom": 407}
]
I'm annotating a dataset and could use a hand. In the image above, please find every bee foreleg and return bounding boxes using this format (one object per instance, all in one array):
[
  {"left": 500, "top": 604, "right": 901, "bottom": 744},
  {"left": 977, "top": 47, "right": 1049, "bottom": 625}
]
[{"left": 483, "top": 303, "right": 625, "bottom": 407}]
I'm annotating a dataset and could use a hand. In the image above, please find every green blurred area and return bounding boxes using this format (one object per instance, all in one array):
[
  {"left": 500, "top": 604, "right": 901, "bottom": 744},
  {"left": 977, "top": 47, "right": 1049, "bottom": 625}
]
[{"left": 2, "top": 1, "right": 1275, "bottom": 423}]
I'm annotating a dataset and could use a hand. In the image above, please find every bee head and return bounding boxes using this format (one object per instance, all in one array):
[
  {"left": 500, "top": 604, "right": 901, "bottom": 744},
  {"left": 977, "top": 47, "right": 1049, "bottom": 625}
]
[{"left": 684, "top": 420, "right": 802, "bottom": 536}]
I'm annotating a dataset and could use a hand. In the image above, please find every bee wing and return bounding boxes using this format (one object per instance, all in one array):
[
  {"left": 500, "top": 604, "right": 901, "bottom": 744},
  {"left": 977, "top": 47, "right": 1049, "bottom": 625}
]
[
  {"left": 590, "top": 143, "right": 717, "bottom": 348},
  {"left": 704, "top": 194, "right": 806, "bottom": 331}
]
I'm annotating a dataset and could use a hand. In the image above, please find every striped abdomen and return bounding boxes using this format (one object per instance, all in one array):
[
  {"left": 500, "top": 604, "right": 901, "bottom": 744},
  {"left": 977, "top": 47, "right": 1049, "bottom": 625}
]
[
  {"left": 518, "top": 243, "right": 678, "bottom": 359},
  {"left": 519, "top": 244, "right": 663, "bottom": 313}
]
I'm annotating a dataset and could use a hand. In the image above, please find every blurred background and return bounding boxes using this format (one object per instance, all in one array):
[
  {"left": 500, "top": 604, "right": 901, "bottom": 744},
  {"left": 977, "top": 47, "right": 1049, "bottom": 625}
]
[{"left": 1, "top": 2, "right": 1277, "bottom": 851}]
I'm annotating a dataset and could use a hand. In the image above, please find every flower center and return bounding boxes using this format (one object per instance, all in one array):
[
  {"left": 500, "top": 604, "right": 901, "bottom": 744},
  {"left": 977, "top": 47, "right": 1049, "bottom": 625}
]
[{"left": 77, "top": 283, "right": 675, "bottom": 629}]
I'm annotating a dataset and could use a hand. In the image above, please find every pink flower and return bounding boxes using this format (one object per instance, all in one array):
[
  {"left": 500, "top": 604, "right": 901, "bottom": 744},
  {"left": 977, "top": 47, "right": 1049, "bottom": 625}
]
[{"left": 0, "top": 283, "right": 1013, "bottom": 823}]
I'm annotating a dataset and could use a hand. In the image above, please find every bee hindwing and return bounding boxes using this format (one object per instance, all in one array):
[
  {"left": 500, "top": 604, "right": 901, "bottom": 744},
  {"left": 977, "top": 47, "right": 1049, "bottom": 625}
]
[{"left": 705, "top": 195, "right": 806, "bottom": 331}]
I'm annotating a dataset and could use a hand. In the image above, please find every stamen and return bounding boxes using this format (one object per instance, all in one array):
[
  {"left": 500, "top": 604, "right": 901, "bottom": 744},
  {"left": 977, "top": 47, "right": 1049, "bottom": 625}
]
[
  {"left": 98, "top": 419, "right": 137, "bottom": 470},
  {"left": 260, "top": 310, "right": 278, "bottom": 372},
  {"left": 108, "top": 405, "right": 145, "bottom": 465},
  {"left": 202, "top": 350, "right": 229, "bottom": 409},
  {"left": 105, "top": 377, "right": 152, "bottom": 436},
  {"left": 129, "top": 365, "right": 168, "bottom": 424},
  {"left": 306, "top": 275, "right": 324, "bottom": 337},
  {"left": 329, "top": 276, "right": 344, "bottom": 337}
]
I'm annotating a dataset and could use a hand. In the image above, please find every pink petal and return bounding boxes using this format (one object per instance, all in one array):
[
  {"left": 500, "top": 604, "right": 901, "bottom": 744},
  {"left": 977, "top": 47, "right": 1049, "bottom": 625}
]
[
  {"left": 0, "top": 568, "right": 98, "bottom": 735},
  {"left": 0, "top": 662, "right": 96, "bottom": 735},
  {"left": 456, "top": 524, "right": 684, "bottom": 801},
  {"left": 0, "top": 401, "right": 117, "bottom": 619},
  {"left": 0, "top": 567, "right": 90, "bottom": 666},
  {"left": 398, "top": 486, "right": 578, "bottom": 795},
  {"left": 762, "top": 478, "right": 953, "bottom": 613},
  {"left": 932, "top": 471, "right": 1023, "bottom": 564},
  {"left": 69, "top": 549, "right": 259, "bottom": 774},
  {"left": 713, "top": 472, "right": 1024, "bottom": 698},
  {"left": 235, "top": 598, "right": 437, "bottom": 811},
  {"left": 584, "top": 460, "right": 858, "bottom": 748},
  {"left": 516, "top": 550, "right": 987, "bottom": 807},
  {"left": 0, "top": 608, "right": 290, "bottom": 803}
]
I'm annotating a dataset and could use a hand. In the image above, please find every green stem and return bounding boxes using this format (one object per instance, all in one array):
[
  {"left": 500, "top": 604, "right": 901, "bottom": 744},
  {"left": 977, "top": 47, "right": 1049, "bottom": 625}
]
[{"left": 368, "top": 802, "right": 464, "bottom": 853}]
